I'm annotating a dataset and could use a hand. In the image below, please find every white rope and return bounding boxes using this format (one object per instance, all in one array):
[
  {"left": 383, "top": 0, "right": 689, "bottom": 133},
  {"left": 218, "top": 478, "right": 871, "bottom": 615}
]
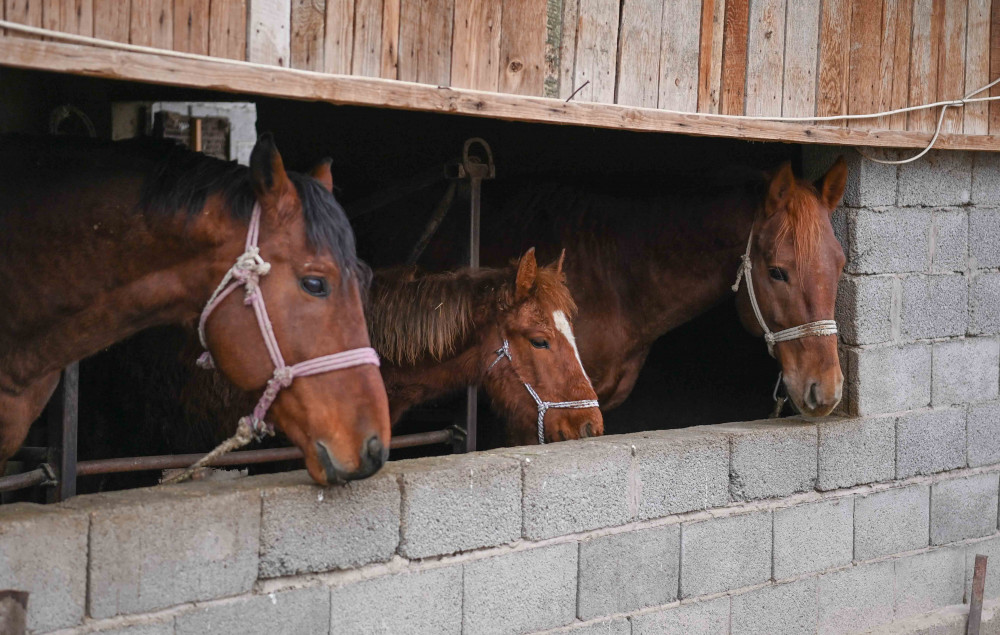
[{"left": 3, "top": 20, "right": 999, "bottom": 165}]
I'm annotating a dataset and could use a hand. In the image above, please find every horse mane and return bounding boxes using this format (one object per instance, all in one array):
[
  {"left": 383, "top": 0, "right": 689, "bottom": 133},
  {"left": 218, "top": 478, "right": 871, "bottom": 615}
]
[
  {"left": 368, "top": 262, "right": 577, "bottom": 366},
  {"left": 773, "top": 183, "right": 826, "bottom": 267}
]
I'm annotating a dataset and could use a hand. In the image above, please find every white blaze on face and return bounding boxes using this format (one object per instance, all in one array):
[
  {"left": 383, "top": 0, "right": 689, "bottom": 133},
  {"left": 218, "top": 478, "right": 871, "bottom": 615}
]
[{"left": 552, "top": 310, "right": 589, "bottom": 381}]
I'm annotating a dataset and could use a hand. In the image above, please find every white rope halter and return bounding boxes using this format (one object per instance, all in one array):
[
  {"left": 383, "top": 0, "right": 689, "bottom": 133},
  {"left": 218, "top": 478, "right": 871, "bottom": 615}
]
[
  {"left": 731, "top": 228, "right": 838, "bottom": 358},
  {"left": 488, "top": 339, "right": 600, "bottom": 445}
]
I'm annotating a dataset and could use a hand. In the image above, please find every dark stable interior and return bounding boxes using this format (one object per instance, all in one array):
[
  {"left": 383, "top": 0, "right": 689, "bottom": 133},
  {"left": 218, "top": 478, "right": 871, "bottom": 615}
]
[{"left": 1, "top": 66, "right": 795, "bottom": 495}]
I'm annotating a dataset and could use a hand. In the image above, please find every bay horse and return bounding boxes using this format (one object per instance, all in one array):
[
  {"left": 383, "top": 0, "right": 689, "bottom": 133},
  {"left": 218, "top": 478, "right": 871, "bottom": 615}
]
[
  {"left": 0, "top": 133, "right": 389, "bottom": 485},
  {"left": 416, "top": 158, "right": 848, "bottom": 418}
]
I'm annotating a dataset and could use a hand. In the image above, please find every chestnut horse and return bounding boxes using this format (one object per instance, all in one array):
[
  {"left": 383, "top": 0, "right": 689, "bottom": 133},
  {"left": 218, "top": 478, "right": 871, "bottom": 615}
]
[
  {"left": 417, "top": 158, "right": 848, "bottom": 417},
  {"left": 0, "top": 134, "right": 389, "bottom": 484}
]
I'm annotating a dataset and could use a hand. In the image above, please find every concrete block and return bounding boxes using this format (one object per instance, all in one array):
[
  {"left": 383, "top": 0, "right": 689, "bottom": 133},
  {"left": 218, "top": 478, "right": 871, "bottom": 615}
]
[
  {"left": 463, "top": 543, "right": 577, "bottom": 635},
  {"left": 971, "top": 209, "right": 1000, "bottom": 270},
  {"left": 817, "top": 415, "right": 896, "bottom": 490},
  {"left": 901, "top": 274, "right": 968, "bottom": 340},
  {"left": 818, "top": 561, "right": 895, "bottom": 635},
  {"left": 837, "top": 274, "right": 894, "bottom": 346},
  {"left": 855, "top": 484, "right": 930, "bottom": 560},
  {"left": 774, "top": 498, "right": 854, "bottom": 579},
  {"left": 931, "top": 473, "right": 1000, "bottom": 544},
  {"left": 971, "top": 273, "right": 1000, "bottom": 335},
  {"left": 897, "top": 408, "right": 968, "bottom": 478},
  {"left": 0, "top": 504, "right": 88, "bottom": 633},
  {"left": 803, "top": 146, "right": 897, "bottom": 208},
  {"left": 973, "top": 152, "right": 1000, "bottom": 206},
  {"left": 932, "top": 338, "right": 1000, "bottom": 406},
  {"left": 84, "top": 621, "right": 175, "bottom": 635},
  {"left": 503, "top": 440, "right": 632, "bottom": 540},
  {"left": 329, "top": 565, "right": 462, "bottom": 635},
  {"left": 967, "top": 536, "right": 1000, "bottom": 600},
  {"left": 256, "top": 469, "right": 399, "bottom": 578},
  {"left": 680, "top": 510, "right": 772, "bottom": 597},
  {"left": 577, "top": 525, "right": 680, "bottom": 619},
  {"left": 546, "top": 618, "right": 630, "bottom": 635},
  {"left": 626, "top": 429, "right": 729, "bottom": 520},
  {"left": 968, "top": 401, "right": 1000, "bottom": 467},
  {"left": 932, "top": 209, "right": 969, "bottom": 273},
  {"left": 898, "top": 151, "right": 973, "bottom": 207},
  {"left": 847, "top": 208, "right": 931, "bottom": 275},
  {"left": 398, "top": 454, "right": 520, "bottom": 559},
  {"left": 731, "top": 579, "right": 818, "bottom": 635},
  {"left": 75, "top": 485, "right": 260, "bottom": 619},
  {"left": 175, "top": 587, "right": 330, "bottom": 635},
  {"left": 629, "top": 597, "right": 731, "bottom": 635},
  {"left": 845, "top": 345, "right": 931, "bottom": 416},
  {"left": 895, "top": 549, "right": 966, "bottom": 620},
  {"left": 719, "top": 420, "right": 817, "bottom": 501}
]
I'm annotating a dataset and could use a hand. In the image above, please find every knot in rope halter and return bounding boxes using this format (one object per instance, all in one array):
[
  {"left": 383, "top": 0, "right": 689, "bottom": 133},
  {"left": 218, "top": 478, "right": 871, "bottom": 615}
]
[
  {"left": 162, "top": 203, "right": 380, "bottom": 484},
  {"left": 488, "top": 338, "right": 600, "bottom": 445}
]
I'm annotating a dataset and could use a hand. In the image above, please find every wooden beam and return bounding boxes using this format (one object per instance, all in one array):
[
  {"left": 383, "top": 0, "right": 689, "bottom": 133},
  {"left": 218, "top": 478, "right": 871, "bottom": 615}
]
[{"left": 2, "top": 36, "right": 999, "bottom": 152}]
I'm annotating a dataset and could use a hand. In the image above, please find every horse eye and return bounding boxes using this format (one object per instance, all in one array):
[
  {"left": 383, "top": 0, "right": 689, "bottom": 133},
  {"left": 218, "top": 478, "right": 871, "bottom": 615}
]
[
  {"left": 300, "top": 276, "right": 330, "bottom": 297},
  {"left": 768, "top": 267, "right": 789, "bottom": 282},
  {"left": 530, "top": 339, "right": 550, "bottom": 350}
]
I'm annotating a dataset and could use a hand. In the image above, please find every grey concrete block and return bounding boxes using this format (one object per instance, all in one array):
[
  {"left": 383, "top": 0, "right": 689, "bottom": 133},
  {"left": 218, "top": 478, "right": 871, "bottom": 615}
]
[
  {"left": 932, "top": 209, "right": 969, "bottom": 273},
  {"left": 817, "top": 415, "right": 896, "bottom": 490},
  {"left": 774, "top": 498, "right": 853, "bottom": 579},
  {"left": 731, "top": 579, "right": 818, "bottom": 635},
  {"left": 577, "top": 525, "right": 680, "bottom": 619},
  {"left": 803, "top": 146, "right": 897, "bottom": 208},
  {"left": 175, "top": 587, "right": 330, "bottom": 635},
  {"left": 399, "top": 454, "right": 520, "bottom": 559},
  {"left": 626, "top": 429, "right": 729, "bottom": 520},
  {"left": 973, "top": 152, "right": 1000, "bottom": 206},
  {"left": 545, "top": 618, "right": 631, "bottom": 635},
  {"left": 847, "top": 208, "right": 931, "bottom": 274},
  {"left": 76, "top": 485, "right": 260, "bottom": 619},
  {"left": 971, "top": 273, "right": 1000, "bottom": 335},
  {"left": 329, "top": 565, "right": 462, "bottom": 635},
  {"left": 832, "top": 207, "right": 849, "bottom": 251},
  {"left": 845, "top": 345, "right": 932, "bottom": 416},
  {"left": 818, "top": 561, "right": 895, "bottom": 635},
  {"left": 901, "top": 274, "right": 968, "bottom": 340},
  {"left": 898, "top": 151, "right": 973, "bottom": 207},
  {"left": 967, "top": 536, "right": 1000, "bottom": 601},
  {"left": 931, "top": 473, "right": 1000, "bottom": 544},
  {"left": 968, "top": 401, "right": 1000, "bottom": 467},
  {"left": 504, "top": 440, "right": 632, "bottom": 540},
  {"left": 629, "top": 597, "right": 731, "bottom": 635},
  {"left": 680, "top": 510, "right": 772, "bottom": 597},
  {"left": 855, "top": 484, "right": 930, "bottom": 560},
  {"left": 971, "top": 209, "right": 1000, "bottom": 269},
  {"left": 463, "top": 544, "right": 577, "bottom": 635},
  {"left": 897, "top": 408, "right": 968, "bottom": 478},
  {"left": 932, "top": 338, "right": 1000, "bottom": 406},
  {"left": 720, "top": 420, "right": 817, "bottom": 501},
  {"left": 84, "top": 621, "right": 175, "bottom": 635},
  {"left": 895, "top": 549, "right": 966, "bottom": 620},
  {"left": 256, "top": 469, "right": 399, "bottom": 578},
  {"left": 837, "top": 274, "right": 894, "bottom": 346},
  {"left": 0, "top": 504, "right": 88, "bottom": 633}
]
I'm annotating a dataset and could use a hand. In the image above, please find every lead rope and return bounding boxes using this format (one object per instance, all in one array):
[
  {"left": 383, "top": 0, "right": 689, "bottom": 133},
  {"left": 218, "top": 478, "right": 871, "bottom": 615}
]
[
  {"left": 488, "top": 339, "right": 600, "bottom": 445},
  {"left": 162, "top": 203, "right": 380, "bottom": 484}
]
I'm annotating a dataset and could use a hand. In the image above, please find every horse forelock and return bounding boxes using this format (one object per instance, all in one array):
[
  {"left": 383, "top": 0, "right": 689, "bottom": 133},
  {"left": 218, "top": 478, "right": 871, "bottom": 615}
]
[{"left": 771, "top": 185, "right": 827, "bottom": 269}]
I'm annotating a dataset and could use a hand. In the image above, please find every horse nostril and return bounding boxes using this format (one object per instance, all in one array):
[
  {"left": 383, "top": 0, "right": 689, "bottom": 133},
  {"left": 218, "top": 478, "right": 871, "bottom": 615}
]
[
  {"left": 581, "top": 422, "right": 595, "bottom": 438},
  {"left": 805, "top": 382, "right": 820, "bottom": 410},
  {"left": 365, "top": 435, "right": 386, "bottom": 470}
]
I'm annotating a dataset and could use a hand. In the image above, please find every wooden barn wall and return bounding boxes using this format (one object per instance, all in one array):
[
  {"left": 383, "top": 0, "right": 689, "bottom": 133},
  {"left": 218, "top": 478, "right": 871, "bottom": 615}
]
[{"left": 5, "top": 0, "right": 1000, "bottom": 135}]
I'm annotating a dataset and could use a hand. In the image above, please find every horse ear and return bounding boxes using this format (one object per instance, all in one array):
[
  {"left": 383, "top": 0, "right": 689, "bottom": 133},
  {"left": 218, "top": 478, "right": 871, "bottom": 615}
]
[
  {"left": 766, "top": 161, "right": 795, "bottom": 215},
  {"left": 555, "top": 248, "right": 566, "bottom": 276},
  {"left": 249, "top": 133, "right": 294, "bottom": 214},
  {"left": 516, "top": 247, "right": 538, "bottom": 301},
  {"left": 309, "top": 158, "right": 334, "bottom": 193},
  {"left": 815, "top": 156, "right": 848, "bottom": 213}
]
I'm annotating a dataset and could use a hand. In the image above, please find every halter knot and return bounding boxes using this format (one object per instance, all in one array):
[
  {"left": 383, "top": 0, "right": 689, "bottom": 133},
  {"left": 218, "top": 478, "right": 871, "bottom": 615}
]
[
  {"left": 196, "top": 351, "right": 215, "bottom": 369},
  {"left": 271, "top": 366, "right": 295, "bottom": 388}
]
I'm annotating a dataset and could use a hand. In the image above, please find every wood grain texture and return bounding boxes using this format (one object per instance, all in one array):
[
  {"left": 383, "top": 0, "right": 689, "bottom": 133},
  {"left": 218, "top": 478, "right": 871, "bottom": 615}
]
[
  {"left": 451, "top": 0, "right": 501, "bottom": 90},
  {"left": 93, "top": 0, "right": 129, "bottom": 42},
  {"left": 879, "top": 0, "right": 913, "bottom": 129},
  {"left": 43, "top": 0, "right": 92, "bottom": 35},
  {"left": 323, "top": 0, "right": 353, "bottom": 73},
  {"left": 937, "top": 0, "right": 967, "bottom": 132},
  {"left": 782, "top": 0, "right": 819, "bottom": 116},
  {"left": 573, "top": 0, "right": 618, "bottom": 102},
  {"left": 352, "top": 0, "right": 382, "bottom": 77},
  {"left": 558, "top": 0, "right": 578, "bottom": 98},
  {"left": 816, "top": 0, "right": 851, "bottom": 121},
  {"left": 129, "top": 0, "right": 171, "bottom": 47},
  {"left": 208, "top": 0, "right": 246, "bottom": 60},
  {"left": 745, "top": 0, "right": 785, "bottom": 116},
  {"left": 697, "top": 0, "right": 725, "bottom": 113},
  {"left": 380, "top": 0, "right": 400, "bottom": 78},
  {"left": 6, "top": 0, "right": 44, "bottom": 40},
  {"left": 290, "top": 0, "right": 325, "bottom": 70},
  {"left": 658, "top": 0, "right": 701, "bottom": 111},
  {"left": 174, "top": 0, "right": 209, "bottom": 54},
  {"left": 248, "top": 0, "right": 290, "bottom": 66},
  {"left": 909, "top": 0, "right": 940, "bottom": 131},
  {"left": 966, "top": 0, "right": 990, "bottom": 134},
  {"left": 721, "top": 0, "right": 749, "bottom": 115},
  {"left": 847, "top": 0, "right": 881, "bottom": 128},
  {"left": 398, "top": 0, "right": 453, "bottom": 85},
  {"left": 991, "top": 0, "right": 1000, "bottom": 132},
  {"left": 616, "top": 0, "right": 662, "bottom": 107},
  {"left": 499, "top": 0, "right": 546, "bottom": 95}
]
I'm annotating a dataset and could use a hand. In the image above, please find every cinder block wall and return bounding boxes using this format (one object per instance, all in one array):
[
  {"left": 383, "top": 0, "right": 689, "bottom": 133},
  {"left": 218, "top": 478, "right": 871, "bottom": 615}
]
[{"left": 5, "top": 148, "right": 1000, "bottom": 635}]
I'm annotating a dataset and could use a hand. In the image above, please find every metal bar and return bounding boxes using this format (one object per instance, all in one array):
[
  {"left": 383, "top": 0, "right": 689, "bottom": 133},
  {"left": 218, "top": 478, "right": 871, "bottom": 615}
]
[
  {"left": 0, "top": 590, "right": 29, "bottom": 635},
  {"left": 969, "top": 554, "right": 988, "bottom": 635},
  {"left": 45, "top": 363, "right": 79, "bottom": 503},
  {"left": 0, "top": 468, "right": 51, "bottom": 493}
]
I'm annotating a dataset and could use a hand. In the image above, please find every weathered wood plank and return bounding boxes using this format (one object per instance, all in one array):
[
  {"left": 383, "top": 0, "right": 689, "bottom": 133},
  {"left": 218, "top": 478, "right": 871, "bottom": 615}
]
[
  {"left": 847, "top": 0, "right": 881, "bottom": 128},
  {"left": 353, "top": 0, "right": 382, "bottom": 77},
  {"left": 745, "top": 0, "right": 785, "bottom": 116},
  {"left": 5, "top": 0, "right": 44, "bottom": 39},
  {"left": 290, "top": 0, "right": 324, "bottom": 70},
  {"left": 966, "top": 0, "right": 990, "bottom": 134},
  {"left": 43, "top": 0, "right": 93, "bottom": 35},
  {"left": 451, "top": 0, "right": 501, "bottom": 90},
  {"left": 877, "top": 0, "right": 910, "bottom": 129},
  {"left": 721, "top": 0, "right": 749, "bottom": 115},
  {"left": 544, "top": 0, "right": 562, "bottom": 96},
  {"left": 248, "top": 0, "right": 290, "bottom": 66},
  {"left": 499, "top": 0, "right": 546, "bottom": 95},
  {"left": 573, "top": 0, "right": 618, "bottom": 103},
  {"left": 697, "top": 0, "right": 725, "bottom": 113},
  {"left": 616, "top": 0, "right": 662, "bottom": 107},
  {"left": 380, "top": 0, "right": 399, "bottom": 79},
  {"left": 658, "top": 0, "right": 700, "bottom": 111},
  {"left": 937, "top": 0, "right": 966, "bottom": 132},
  {"left": 174, "top": 0, "right": 209, "bottom": 54},
  {"left": 991, "top": 0, "right": 1000, "bottom": 132},
  {"left": 909, "top": 0, "right": 940, "bottom": 131},
  {"left": 782, "top": 0, "right": 819, "bottom": 117},
  {"left": 817, "top": 0, "right": 851, "bottom": 122},
  {"left": 323, "top": 0, "right": 352, "bottom": 73},
  {"left": 208, "top": 0, "right": 246, "bottom": 60},
  {"left": 93, "top": 0, "right": 129, "bottom": 42},
  {"left": 130, "top": 0, "right": 171, "bottom": 47},
  {"left": 398, "top": 0, "right": 453, "bottom": 85},
  {"left": 558, "top": 0, "right": 578, "bottom": 98}
]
